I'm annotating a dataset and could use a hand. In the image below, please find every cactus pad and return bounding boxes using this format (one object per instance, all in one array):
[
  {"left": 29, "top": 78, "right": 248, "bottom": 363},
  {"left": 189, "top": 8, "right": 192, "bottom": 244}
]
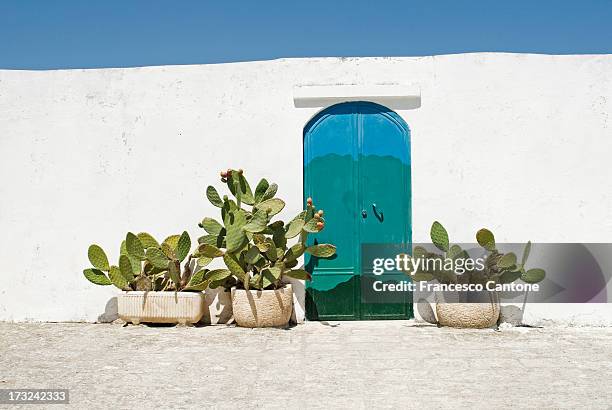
[
  {"left": 176, "top": 231, "right": 191, "bottom": 262},
  {"left": 254, "top": 178, "right": 269, "bottom": 203},
  {"left": 285, "top": 218, "right": 305, "bottom": 238},
  {"left": 260, "top": 183, "right": 278, "bottom": 202},
  {"left": 283, "top": 243, "right": 305, "bottom": 262},
  {"left": 256, "top": 198, "right": 285, "bottom": 216},
  {"left": 83, "top": 268, "right": 112, "bottom": 285},
  {"left": 137, "top": 232, "right": 160, "bottom": 249},
  {"left": 118, "top": 254, "right": 135, "bottom": 281},
  {"left": 184, "top": 270, "right": 210, "bottom": 291},
  {"left": 88, "top": 245, "right": 110, "bottom": 271},
  {"left": 284, "top": 269, "right": 311, "bottom": 281},
  {"left": 109, "top": 265, "right": 129, "bottom": 290},
  {"left": 197, "top": 244, "right": 224, "bottom": 257},
  {"left": 430, "top": 221, "right": 449, "bottom": 252},
  {"left": 498, "top": 252, "right": 517, "bottom": 269},
  {"left": 521, "top": 241, "right": 532, "bottom": 266},
  {"left": 305, "top": 244, "right": 336, "bottom": 258},
  {"left": 146, "top": 247, "right": 170, "bottom": 269},
  {"left": 200, "top": 218, "right": 224, "bottom": 235},
  {"left": 243, "top": 210, "right": 269, "bottom": 233},
  {"left": 521, "top": 268, "right": 545, "bottom": 283},
  {"left": 206, "top": 185, "right": 224, "bottom": 208},
  {"left": 126, "top": 232, "right": 146, "bottom": 260},
  {"left": 476, "top": 228, "right": 496, "bottom": 251}
]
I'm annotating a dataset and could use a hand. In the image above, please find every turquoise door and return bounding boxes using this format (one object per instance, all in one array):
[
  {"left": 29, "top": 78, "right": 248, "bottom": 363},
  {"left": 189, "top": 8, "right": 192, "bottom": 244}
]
[{"left": 304, "top": 102, "right": 412, "bottom": 320}]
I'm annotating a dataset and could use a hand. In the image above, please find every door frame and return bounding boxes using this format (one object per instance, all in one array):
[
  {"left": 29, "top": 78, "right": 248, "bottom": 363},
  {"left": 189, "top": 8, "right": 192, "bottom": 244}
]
[{"left": 303, "top": 101, "right": 412, "bottom": 320}]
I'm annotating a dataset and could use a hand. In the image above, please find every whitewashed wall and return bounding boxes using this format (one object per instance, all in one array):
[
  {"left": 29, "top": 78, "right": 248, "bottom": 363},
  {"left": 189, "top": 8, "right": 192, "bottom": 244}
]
[{"left": 1, "top": 54, "right": 611, "bottom": 324}]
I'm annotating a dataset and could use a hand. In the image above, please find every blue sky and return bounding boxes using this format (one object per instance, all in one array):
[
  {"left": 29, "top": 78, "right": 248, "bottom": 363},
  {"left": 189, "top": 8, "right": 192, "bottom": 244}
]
[{"left": 1, "top": 0, "right": 611, "bottom": 70}]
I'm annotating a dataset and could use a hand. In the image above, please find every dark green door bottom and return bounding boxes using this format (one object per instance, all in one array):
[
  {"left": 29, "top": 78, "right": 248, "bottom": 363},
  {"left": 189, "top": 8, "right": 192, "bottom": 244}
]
[{"left": 304, "top": 102, "right": 412, "bottom": 320}]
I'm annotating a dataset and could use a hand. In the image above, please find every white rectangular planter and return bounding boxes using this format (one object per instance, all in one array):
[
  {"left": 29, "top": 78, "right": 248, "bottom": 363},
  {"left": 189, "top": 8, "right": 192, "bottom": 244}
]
[{"left": 118, "top": 291, "right": 205, "bottom": 325}]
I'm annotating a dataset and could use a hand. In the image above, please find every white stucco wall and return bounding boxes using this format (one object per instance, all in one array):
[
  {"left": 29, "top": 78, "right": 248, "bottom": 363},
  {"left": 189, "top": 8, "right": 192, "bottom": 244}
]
[{"left": 1, "top": 54, "right": 611, "bottom": 324}]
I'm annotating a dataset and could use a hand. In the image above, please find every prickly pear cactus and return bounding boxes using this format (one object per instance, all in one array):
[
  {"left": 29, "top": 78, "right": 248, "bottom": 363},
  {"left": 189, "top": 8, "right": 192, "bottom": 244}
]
[
  {"left": 198, "top": 169, "right": 336, "bottom": 290},
  {"left": 403, "top": 222, "right": 545, "bottom": 287},
  {"left": 83, "top": 231, "right": 207, "bottom": 292}
]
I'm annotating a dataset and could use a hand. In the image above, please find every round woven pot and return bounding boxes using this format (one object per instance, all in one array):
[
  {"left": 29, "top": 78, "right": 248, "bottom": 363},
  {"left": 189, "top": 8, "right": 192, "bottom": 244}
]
[
  {"left": 435, "top": 291, "right": 500, "bottom": 329},
  {"left": 231, "top": 284, "right": 293, "bottom": 328}
]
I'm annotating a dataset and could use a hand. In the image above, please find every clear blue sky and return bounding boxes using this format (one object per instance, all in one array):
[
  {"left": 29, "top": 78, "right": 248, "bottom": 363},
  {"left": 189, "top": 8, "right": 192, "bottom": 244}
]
[{"left": 1, "top": 0, "right": 611, "bottom": 70}]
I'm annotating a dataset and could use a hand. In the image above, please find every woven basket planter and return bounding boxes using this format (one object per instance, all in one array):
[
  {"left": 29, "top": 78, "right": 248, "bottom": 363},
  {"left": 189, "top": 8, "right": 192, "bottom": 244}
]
[
  {"left": 118, "top": 291, "right": 205, "bottom": 325},
  {"left": 435, "top": 291, "right": 500, "bottom": 329},
  {"left": 231, "top": 284, "right": 293, "bottom": 328}
]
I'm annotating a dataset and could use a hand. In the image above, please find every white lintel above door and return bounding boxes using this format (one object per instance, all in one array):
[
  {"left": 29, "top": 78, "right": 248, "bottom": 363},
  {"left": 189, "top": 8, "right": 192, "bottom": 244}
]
[{"left": 293, "top": 84, "right": 421, "bottom": 110}]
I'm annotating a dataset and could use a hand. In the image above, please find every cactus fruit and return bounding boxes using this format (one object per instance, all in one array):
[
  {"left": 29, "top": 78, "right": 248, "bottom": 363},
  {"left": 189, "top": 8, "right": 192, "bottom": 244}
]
[{"left": 306, "top": 197, "right": 313, "bottom": 205}]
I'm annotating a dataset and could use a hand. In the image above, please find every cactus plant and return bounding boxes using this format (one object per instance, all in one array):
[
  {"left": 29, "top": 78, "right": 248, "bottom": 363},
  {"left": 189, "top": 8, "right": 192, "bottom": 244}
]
[
  {"left": 197, "top": 169, "right": 336, "bottom": 290},
  {"left": 405, "top": 221, "right": 545, "bottom": 286},
  {"left": 83, "top": 231, "right": 212, "bottom": 292}
]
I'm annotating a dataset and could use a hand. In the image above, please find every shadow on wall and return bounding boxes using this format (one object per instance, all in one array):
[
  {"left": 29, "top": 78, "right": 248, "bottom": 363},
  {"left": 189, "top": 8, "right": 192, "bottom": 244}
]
[
  {"left": 285, "top": 277, "right": 305, "bottom": 324},
  {"left": 201, "top": 288, "right": 233, "bottom": 325},
  {"left": 98, "top": 297, "right": 118, "bottom": 323},
  {"left": 499, "top": 305, "right": 525, "bottom": 326}
]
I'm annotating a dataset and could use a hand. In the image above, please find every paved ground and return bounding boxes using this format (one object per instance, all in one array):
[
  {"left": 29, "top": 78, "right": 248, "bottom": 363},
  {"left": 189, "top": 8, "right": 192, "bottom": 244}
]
[{"left": 0, "top": 322, "right": 611, "bottom": 409}]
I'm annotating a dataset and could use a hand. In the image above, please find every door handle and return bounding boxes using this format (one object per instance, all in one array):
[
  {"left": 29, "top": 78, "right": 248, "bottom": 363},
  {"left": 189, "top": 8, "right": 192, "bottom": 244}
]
[
  {"left": 372, "top": 203, "right": 384, "bottom": 222},
  {"left": 361, "top": 210, "right": 367, "bottom": 218}
]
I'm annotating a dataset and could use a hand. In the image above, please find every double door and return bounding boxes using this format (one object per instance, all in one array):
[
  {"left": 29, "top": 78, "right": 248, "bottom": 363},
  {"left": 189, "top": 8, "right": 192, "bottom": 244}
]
[{"left": 304, "top": 101, "right": 412, "bottom": 320}]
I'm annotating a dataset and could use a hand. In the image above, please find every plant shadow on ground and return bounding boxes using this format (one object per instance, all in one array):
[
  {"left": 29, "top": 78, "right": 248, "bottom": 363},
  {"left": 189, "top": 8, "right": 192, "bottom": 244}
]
[{"left": 119, "top": 322, "right": 299, "bottom": 330}]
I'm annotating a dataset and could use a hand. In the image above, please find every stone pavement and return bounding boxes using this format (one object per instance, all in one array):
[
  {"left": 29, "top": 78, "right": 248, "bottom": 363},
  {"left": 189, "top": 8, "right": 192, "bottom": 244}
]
[{"left": 0, "top": 321, "right": 611, "bottom": 409}]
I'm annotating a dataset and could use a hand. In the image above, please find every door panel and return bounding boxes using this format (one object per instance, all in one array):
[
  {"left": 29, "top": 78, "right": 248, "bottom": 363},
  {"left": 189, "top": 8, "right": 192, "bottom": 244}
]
[
  {"left": 304, "top": 106, "right": 359, "bottom": 320},
  {"left": 359, "top": 106, "right": 413, "bottom": 319},
  {"left": 304, "top": 102, "right": 412, "bottom": 320}
]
